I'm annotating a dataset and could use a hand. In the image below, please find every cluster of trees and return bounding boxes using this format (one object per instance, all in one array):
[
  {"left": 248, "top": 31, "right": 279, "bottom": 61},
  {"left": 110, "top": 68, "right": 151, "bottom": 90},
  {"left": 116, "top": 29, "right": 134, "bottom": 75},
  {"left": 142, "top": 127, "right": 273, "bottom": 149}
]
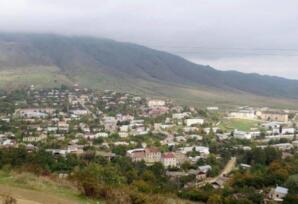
[
  {"left": 239, "top": 146, "right": 282, "bottom": 166},
  {"left": 0, "top": 147, "right": 180, "bottom": 203},
  {"left": 230, "top": 147, "right": 298, "bottom": 203},
  {"left": 178, "top": 185, "right": 263, "bottom": 204}
]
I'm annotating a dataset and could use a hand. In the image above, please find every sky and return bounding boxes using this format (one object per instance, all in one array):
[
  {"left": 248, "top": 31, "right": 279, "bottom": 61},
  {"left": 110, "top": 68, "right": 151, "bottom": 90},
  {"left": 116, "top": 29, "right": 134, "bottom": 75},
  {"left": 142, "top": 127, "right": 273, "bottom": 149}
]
[{"left": 1, "top": 0, "right": 298, "bottom": 79}]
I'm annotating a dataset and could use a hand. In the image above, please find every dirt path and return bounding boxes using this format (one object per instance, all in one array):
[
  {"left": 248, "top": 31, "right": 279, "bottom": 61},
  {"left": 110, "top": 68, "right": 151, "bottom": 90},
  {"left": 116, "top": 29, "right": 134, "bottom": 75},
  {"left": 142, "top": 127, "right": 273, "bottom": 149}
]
[
  {"left": 0, "top": 184, "right": 82, "bottom": 204},
  {"left": 197, "top": 157, "right": 236, "bottom": 187}
]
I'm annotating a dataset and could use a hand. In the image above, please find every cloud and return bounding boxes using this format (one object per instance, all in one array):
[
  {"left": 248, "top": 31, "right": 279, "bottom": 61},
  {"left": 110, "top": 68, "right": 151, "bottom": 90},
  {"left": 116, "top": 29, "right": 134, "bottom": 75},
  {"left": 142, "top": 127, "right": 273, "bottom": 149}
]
[{"left": 0, "top": 0, "right": 298, "bottom": 78}]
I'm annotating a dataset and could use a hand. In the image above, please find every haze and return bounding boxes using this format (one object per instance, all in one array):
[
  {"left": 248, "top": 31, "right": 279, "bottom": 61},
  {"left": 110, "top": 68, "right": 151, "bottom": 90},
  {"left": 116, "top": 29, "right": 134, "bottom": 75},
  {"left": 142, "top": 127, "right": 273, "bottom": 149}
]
[{"left": 1, "top": 0, "right": 298, "bottom": 79}]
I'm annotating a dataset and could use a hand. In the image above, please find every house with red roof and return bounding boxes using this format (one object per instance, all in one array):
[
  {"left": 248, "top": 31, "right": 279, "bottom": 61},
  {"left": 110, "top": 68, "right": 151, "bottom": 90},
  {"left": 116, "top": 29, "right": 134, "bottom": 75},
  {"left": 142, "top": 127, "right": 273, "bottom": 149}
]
[{"left": 161, "top": 152, "right": 177, "bottom": 167}]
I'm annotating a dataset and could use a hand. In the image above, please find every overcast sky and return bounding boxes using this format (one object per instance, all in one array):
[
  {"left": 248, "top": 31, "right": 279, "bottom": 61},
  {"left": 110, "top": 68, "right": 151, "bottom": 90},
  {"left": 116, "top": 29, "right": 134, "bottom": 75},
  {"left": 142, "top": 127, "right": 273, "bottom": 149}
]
[{"left": 1, "top": 0, "right": 298, "bottom": 79}]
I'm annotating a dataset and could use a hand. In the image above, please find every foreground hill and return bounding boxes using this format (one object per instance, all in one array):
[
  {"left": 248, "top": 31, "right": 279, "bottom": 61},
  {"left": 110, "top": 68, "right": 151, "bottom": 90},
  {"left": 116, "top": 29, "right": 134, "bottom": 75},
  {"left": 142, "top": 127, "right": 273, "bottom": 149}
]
[
  {"left": 0, "top": 171, "right": 98, "bottom": 204},
  {"left": 0, "top": 33, "right": 298, "bottom": 107}
]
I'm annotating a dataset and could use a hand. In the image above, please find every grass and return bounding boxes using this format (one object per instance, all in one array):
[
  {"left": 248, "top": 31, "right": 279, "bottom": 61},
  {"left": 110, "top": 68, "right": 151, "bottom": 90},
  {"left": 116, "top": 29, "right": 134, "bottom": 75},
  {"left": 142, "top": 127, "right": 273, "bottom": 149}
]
[
  {"left": 0, "top": 66, "right": 73, "bottom": 90},
  {"left": 219, "top": 118, "right": 260, "bottom": 131},
  {"left": 0, "top": 170, "right": 102, "bottom": 204},
  {"left": 2, "top": 67, "right": 298, "bottom": 109}
]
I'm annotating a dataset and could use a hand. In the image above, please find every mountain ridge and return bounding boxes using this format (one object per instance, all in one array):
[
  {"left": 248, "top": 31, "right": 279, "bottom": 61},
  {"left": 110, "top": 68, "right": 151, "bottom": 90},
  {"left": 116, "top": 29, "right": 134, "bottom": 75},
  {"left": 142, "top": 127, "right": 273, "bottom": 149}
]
[{"left": 0, "top": 32, "right": 298, "bottom": 107}]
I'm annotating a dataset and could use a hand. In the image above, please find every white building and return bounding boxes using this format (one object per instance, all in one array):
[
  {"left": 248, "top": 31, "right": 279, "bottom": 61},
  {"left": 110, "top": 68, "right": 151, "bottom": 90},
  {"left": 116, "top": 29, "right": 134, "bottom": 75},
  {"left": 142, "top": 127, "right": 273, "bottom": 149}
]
[
  {"left": 178, "top": 146, "right": 209, "bottom": 156},
  {"left": 230, "top": 110, "right": 255, "bottom": 120},
  {"left": 269, "top": 186, "right": 288, "bottom": 202},
  {"left": 207, "top": 107, "right": 219, "bottom": 111},
  {"left": 172, "top": 112, "right": 190, "bottom": 120},
  {"left": 71, "top": 109, "right": 89, "bottom": 116},
  {"left": 96, "top": 132, "right": 109, "bottom": 138},
  {"left": 233, "top": 130, "right": 252, "bottom": 140},
  {"left": 185, "top": 118, "right": 204, "bottom": 127},
  {"left": 148, "top": 99, "right": 165, "bottom": 107},
  {"left": 161, "top": 152, "right": 177, "bottom": 167}
]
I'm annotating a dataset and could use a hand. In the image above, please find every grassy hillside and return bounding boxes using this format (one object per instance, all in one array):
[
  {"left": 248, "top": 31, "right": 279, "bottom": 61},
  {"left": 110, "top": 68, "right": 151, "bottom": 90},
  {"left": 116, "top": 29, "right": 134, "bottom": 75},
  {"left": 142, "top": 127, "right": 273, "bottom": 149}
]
[
  {"left": 1, "top": 33, "right": 298, "bottom": 108},
  {"left": 0, "top": 171, "right": 100, "bottom": 204},
  {"left": 0, "top": 66, "right": 72, "bottom": 90}
]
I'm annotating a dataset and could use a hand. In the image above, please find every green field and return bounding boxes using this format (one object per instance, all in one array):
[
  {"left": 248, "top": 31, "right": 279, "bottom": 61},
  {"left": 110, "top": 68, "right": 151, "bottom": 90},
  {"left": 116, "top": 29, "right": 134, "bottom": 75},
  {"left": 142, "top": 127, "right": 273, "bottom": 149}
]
[{"left": 219, "top": 118, "right": 260, "bottom": 131}]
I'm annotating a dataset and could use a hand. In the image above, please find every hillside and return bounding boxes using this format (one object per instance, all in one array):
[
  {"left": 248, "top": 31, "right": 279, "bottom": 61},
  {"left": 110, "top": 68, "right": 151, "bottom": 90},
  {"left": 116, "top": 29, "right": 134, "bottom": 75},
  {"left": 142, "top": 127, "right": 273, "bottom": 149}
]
[
  {"left": 0, "top": 171, "right": 99, "bottom": 204},
  {"left": 1, "top": 33, "right": 298, "bottom": 107}
]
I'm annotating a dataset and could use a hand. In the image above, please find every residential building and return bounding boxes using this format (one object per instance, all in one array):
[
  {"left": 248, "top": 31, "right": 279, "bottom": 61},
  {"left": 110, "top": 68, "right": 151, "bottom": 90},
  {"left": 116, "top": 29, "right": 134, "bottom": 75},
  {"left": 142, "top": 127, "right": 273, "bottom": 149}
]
[
  {"left": 269, "top": 186, "right": 288, "bottom": 202},
  {"left": 161, "top": 152, "right": 177, "bottom": 167},
  {"left": 185, "top": 118, "right": 204, "bottom": 127}
]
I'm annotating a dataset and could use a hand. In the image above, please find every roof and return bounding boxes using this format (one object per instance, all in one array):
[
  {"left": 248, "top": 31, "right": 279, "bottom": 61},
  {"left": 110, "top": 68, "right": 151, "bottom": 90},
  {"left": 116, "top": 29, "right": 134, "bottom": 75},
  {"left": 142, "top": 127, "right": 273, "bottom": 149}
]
[
  {"left": 262, "top": 111, "right": 287, "bottom": 115},
  {"left": 162, "top": 152, "right": 175, "bottom": 159},
  {"left": 145, "top": 147, "right": 160, "bottom": 153},
  {"left": 127, "top": 148, "right": 144, "bottom": 154},
  {"left": 275, "top": 186, "right": 288, "bottom": 194},
  {"left": 198, "top": 165, "right": 212, "bottom": 172}
]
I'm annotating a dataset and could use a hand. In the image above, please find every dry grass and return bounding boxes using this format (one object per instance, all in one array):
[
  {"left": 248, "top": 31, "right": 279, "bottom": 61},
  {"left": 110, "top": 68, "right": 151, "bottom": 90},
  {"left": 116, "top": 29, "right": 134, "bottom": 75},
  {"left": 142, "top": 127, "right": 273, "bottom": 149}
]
[{"left": 0, "top": 171, "right": 100, "bottom": 204}]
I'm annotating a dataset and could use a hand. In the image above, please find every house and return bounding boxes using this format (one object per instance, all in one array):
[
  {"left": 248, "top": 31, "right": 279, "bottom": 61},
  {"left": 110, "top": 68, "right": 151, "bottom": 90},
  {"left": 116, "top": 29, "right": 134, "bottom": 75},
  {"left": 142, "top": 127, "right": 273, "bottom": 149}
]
[
  {"left": 233, "top": 130, "right": 252, "bottom": 140},
  {"left": 262, "top": 122, "right": 284, "bottom": 129},
  {"left": 217, "top": 133, "right": 230, "bottom": 140},
  {"left": 23, "top": 134, "right": 47, "bottom": 142},
  {"left": 281, "top": 128, "right": 295, "bottom": 135},
  {"left": 175, "top": 136, "right": 187, "bottom": 142},
  {"left": 126, "top": 148, "right": 145, "bottom": 162},
  {"left": 183, "top": 127, "right": 199, "bottom": 133},
  {"left": 292, "top": 140, "right": 298, "bottom": 147},
  {"left": 271, "top": 143, "right": 293, "bottom": 150},
  {"left": 269, "top": 186, "right": 288, "bottom": 202},
  {"left": 175, "top": 152, "right": 188, "bottom": 165},
  {"left": 172, "top": 112, "right": 190, "bottom": 120},
  {"left": 148, "top": 99, "right": 165, "bottom": 107},
  {"left": 195, "top": 165, "right": 212, "bottom": 182},
  {"left": 188, "top": 156, "right": 202, "bottom": 163},
  {"left": 114, "top": 141, "right": 129, "bottom": 146},
  {"left": 58, "top": 121, "right": 69, "bottom": 132},
  {"left": 70, "top": 109, "right": 89, "bottom": 116},
  {"left": 96, "top": 132, "right": 109, "bottom": 138},
  {"left": 2, "top": 139, "right": 16, "bottom": 147},
  {"left": 204, "top": 127, "right": 219, "bottom": 134},
  {"left": 119, "top": 132, "right": 129, "bottom": 138},
  {"left": 18, "top": 108, "right": 54, "bottom": 118},
  {"left": 196, "top": 171, "right": 207, "bottom": 182},
  {"left": 127, "top": 147, "right": 161, "bottom": 163},
  {"left": 144, "top": 147, "right": 161, "bottom": 163},
  {"left": 120, "top": 125, "right": 130, "bottom": 132},
  {"left": 161, "top": 152, "right": 177, "bottom": 167},
  {"left": 198, "top": 165, "right": 212, "bottom": 173},
  {"left": 178, "top": 146, "right": 210, "bottom": 156},
  {"left": 185, "top": 118, "right": 204, "bottom": 127},
  {"left": 207, "top": 107, "right": 219, "bottom": 111},
  {"left": 211, "top": 176, "right": 229, "bottom": 189}
]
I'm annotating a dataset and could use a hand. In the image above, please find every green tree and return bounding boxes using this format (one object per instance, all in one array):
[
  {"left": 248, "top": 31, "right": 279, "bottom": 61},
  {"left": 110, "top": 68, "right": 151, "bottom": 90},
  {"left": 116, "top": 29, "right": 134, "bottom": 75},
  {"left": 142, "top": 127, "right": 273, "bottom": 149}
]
[{"left": 207, "top": 194, "right": 222, "bottom": 204}]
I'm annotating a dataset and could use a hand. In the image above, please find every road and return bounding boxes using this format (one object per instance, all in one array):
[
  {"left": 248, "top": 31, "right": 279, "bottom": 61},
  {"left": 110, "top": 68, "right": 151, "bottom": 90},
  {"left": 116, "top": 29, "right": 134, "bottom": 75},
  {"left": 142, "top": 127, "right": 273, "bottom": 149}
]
[
  {"left": 77, "top": 98, "right": 97, "bottom": 119},
  {"left": 197, "top": 157, "right": 236, "bottom": 187}
]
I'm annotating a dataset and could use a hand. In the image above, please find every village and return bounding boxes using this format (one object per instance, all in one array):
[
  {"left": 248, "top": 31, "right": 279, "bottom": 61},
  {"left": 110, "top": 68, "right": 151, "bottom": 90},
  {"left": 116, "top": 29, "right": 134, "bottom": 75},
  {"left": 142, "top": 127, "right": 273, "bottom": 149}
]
[{"left": 0, "top": 85, "right": 297, "bottom": 203}]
